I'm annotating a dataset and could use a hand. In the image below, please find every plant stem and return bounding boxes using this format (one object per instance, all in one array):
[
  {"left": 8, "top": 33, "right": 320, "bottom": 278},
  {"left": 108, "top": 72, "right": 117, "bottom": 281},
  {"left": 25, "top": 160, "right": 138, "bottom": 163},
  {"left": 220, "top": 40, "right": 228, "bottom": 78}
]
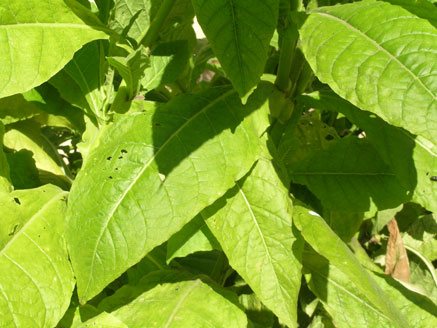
[
  {"left": 138, "top": 0, "right": 177, "bottom": 48},
  {"left": 275, "top": 21, "right": 298, "bottom": 92}
]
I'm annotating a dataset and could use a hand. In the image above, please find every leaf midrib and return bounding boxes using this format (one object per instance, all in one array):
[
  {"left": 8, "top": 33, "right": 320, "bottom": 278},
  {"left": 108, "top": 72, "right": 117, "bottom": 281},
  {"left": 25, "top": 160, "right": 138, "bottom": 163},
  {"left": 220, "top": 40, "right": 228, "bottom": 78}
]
[
  {"left": 316, "top": 11, "right": 436, "bottom": 102},
  {"left": 82, "top": 88, "right": 236, "bottom": 300}
]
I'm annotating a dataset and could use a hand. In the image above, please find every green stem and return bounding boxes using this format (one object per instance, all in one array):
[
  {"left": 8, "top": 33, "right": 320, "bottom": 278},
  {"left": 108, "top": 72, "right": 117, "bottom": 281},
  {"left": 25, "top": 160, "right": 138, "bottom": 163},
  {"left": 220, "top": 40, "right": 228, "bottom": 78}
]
[
  {"left": 138, "top": 0, "right": 177, "bottom": 48},
  {"left": 275, "top": 21, "right": 298, "bottom": 92}
]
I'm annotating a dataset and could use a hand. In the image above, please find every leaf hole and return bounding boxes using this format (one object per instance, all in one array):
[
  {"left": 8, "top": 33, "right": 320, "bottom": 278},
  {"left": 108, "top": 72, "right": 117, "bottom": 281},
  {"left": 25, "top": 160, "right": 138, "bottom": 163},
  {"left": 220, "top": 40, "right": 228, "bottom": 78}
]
[
  {"left": 13, "top": 197, "right": 21, "bottom": 205},
  {"left": 121, "top": 149, "right": 128, "bottom": 154},
  {"left": 109, "top": 176, "right": 113, "bottom": 179},
  {"left": 325, "top": 135, "right": 334, "bottom": 140},
  {"left": 118, "top": 156, "right": 123, "bottom": 160},
  {"left": 107, "top": 156, "right": 112, "bottom": 160},
  {"left": 431, "top": 176, "right": 437, "bottom": 182}
]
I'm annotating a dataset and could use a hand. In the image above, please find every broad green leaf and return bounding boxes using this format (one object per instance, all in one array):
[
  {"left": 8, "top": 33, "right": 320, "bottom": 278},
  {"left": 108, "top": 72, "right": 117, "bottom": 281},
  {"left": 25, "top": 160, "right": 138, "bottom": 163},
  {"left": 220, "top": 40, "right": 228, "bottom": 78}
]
[
  {"left": 83, "top": 278, "right": 247, "bottom": 327},
  {"left": 203, "top": 159, "right": 303, "bottom": 327},
  {"left": 141, "top": 41, "right": 190, "bottom": 90},
  {"left": 78, "top": 312, "right": 127, "bottom": 328},
  {"left": 299, "top": 91, "right": 437, "bottom": 213},
  {"left": 304, "top": 250, "right": 437, "bottom": 328},
  {"left": 3, "top": 120, "right": 71, "bottom": 190},
  {"left": 167, "top": 215, "right": 220, "bottom": 263},
  {"left": 0, "top": 185, "right": 75, "bottom": 328},
  {"left": 294, "top": 205, "right": 408, "bottom": 328},
  {"left": 291, "top": 137, "right": 409, "bottom": 211},
  {"left": 0, "top": 0, "right": 107, "bottom": 98},
  {"left": 108, "top": 47, "right": 149, "bottom": 99},
  {"left": 192, "top": 0, "right": 279, "bottom": 97},
  {"left": 67, "top": 83, "right": 272, "bottom": 302},
  {"left": 0, "top": 122, "right": 11, "bottom": 192},
  {"left": 300, "top": 1, "right": 437, "bottom": 144}
]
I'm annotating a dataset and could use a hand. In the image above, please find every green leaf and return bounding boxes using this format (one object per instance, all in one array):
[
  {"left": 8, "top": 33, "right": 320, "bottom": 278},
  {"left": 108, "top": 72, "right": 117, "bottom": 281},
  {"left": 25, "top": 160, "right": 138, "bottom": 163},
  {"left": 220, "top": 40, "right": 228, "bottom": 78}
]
[
  {"left": 5, "top": 149, "right": 41, "bottom": 190},
  {"left": 63, "top": 41, "right": 108, "bottom": 118},
  {"left": 304, "top": 249, "right": 437, "bottom": 328},
  {"left": 192, "top": 0, "right": 279, "bottom": 97},
  {"left": 0, "top": 122, "right": 11, "bottom": 193},
  {"left": 384, "top": 0, "right": 437, "bottom": 29},
  {"left": 0, "top": 0, "right": 107, "bottom": 98},
  {"left": 291, "top": 137, "right": 409, "bottom": 212},
  {"left": 0, "top": 94, "right": 45, "bottom": 125},
  {"left": 403, "top": 213, "right": 437, "bottom": 262},
  {"left": 294, "top": 204, "right": 409, "bottom": 328},
  {"left": 83, "top": 277, "right": 247, "bottom": 327},
  {"left": 299, "top": 91, "right": 437, "bottom": 213},
  {"left": 3, "top": 120, "right": 71, "bottom": 190},
  {"left": 300, "top": 1, "right": 437, "bottom": 144},
  {"left": 203, "top": 158, "right": 303, "bottom": 327},
  {"left": 108, "top": 47, "right": 149, "bottom": 99},
  {"left": 167, "top": 215, "right": 220, "bottom": 263},
  {"left": 0, "top": 185, "right": 75, "bottom": 328},
  {"left": 57, "top": 304, "right": 101, "bottom": 328},
  {"left": 108, "top": 0, "right": 160, "bottom": 42},
  {"left": 141, "top": 41, "right": 190, "bottom": 90},
  {"left": 67, "top": 83, "right": 272, "bottom": 302}
]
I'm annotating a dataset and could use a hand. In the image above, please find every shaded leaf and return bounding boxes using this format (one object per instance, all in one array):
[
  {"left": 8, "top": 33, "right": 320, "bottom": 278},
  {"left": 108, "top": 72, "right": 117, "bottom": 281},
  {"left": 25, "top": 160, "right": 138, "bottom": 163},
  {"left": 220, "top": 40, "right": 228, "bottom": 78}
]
[
  {"left": 294, "top": 204, "right": 408, "bottom": 327},
  {"left": 167, "top": 215, "right": 220, "bottom": 263},
  {"left": 141, "top": 41, "right": 190, "bottom": 90},
  {"left": 84, "top": 277, "right": 247, "bottom": 328},
  {"left": 304, "top": 249, "right": 437, "bottom": 328},
  {"left": 0, "top": 122, "right": 11, "bottom": 192},
  {"left": 291, "top": 137, "right": 409, "bottom": 212}
]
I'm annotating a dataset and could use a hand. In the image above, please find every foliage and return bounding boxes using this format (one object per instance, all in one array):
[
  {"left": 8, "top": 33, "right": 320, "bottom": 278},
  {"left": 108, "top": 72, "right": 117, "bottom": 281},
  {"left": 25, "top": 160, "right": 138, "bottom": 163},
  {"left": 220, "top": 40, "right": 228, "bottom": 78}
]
[{"left": 0, "top": 0, "right": 436, "bottom": 327}]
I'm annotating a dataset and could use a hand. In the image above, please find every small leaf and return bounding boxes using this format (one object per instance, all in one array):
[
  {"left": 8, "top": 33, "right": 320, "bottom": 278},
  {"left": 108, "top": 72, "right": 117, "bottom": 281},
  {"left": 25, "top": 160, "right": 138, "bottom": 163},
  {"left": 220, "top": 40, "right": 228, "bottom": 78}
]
[
  {"left": 192, "top": 0, "right": 279, "bottom": 97},
  {"left": 0, "top": 185, "right": 75, "bottom": 328},
  {"left": 0, "top": 0, "right": 107, "bottom": 98}
]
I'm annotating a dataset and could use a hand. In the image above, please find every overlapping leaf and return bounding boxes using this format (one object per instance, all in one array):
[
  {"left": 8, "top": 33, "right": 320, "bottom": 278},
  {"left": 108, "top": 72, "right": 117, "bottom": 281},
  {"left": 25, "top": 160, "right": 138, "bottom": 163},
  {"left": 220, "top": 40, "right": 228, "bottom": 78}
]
[
  {"left": 202, "top": 158, "right": 303, "bottom": 327},
  {"left": 291, "top": 137, "right": 409, "bottom": 211},
  {"left": 300, "top": 1, "right": 437, "bottom": 144},
  {"left": 0, "top": 0, "right": 107, "bottom": 98},
  {"left": 304, "top": 250, "right": 437, "bottom": 328},
  {"left": 0, "top": 123, "right": 11, "bottom": 192},
  {"left": 299, "top": 91, "right": 437, "bottom": 213},
  {"left": 67, "top": 84, "right": 272, "bottom": 302},
  {"left": 192, "top": 0, "right": 279, "bottom": 97},
  {"left": 81, "top": 274, "right": 247, "bottom": 328},
  {"left": 293, "top": 205, "right": 408, "bottom": 328},
  {"left": 0, "top": 185, "right": 74, "bottom": 328}
]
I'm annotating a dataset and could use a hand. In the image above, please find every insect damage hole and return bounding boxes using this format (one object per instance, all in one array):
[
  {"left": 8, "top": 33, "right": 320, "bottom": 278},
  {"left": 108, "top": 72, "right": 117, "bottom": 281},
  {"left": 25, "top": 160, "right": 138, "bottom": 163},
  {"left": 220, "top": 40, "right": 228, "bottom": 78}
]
[
  {"left": 431, "top": 176, "right": 437, "bottom": 182},
  {"left": 13, "top": 197, "right": 21, "bottom": 205}
]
